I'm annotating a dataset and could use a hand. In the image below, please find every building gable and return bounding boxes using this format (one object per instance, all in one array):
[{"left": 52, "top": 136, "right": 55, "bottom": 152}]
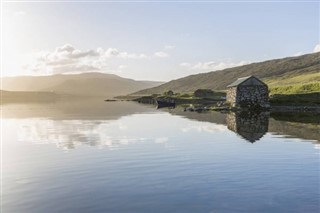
[{"left": 227, "top": 76, "right": 266, "bottom": 88}]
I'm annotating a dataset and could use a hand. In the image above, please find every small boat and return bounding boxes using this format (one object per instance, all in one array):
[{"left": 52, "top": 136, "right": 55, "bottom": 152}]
[{"left": 156, "top": 99, "right": 176, "bottom": 109}]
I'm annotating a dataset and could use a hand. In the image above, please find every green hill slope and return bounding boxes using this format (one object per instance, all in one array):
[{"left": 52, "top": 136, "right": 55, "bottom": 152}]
[{"left": 133, "top": 52, "right": 320, "bottom": 95}]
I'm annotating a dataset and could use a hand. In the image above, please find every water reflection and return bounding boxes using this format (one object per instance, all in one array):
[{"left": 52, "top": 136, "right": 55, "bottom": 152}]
[
  {"left": 5, "top": 104, "right": 231, "bottom": 151},
  {"left": 2, "top": 100, "right": 169, "bottom": 150},
  {"left": 2, "top": 102, "right": 320, "bottom": 213},
  {"left": 15, "top": 118, "right": 171, "bottom": 151},
  {"left": 226, "top": 111, "right": 269, "bottom": 143},
  {"left": 3, "top": 102, "right": 319, "bottom": 150},
  {"left": 269, "top": 112, "right": 320, "bottom": 142},
  {"left": 1, "top": 99, "right": 157, "bottom": 120},
  {"left": 18, "top": 119, "right": 105, "bottom": 150},
  {"left": 162, "top": 107, "right": 319, "bottom": 143}
]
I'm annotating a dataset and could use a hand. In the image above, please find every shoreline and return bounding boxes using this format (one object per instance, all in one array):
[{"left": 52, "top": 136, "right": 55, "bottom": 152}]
[{"left": 130, "top": 95, "right": 320, "bottom": 113}]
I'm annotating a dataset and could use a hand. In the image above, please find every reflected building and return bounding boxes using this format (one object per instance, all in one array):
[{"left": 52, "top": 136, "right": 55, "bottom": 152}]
[{"left": 227, "top": 111, "right": 270, "bottom": 143}]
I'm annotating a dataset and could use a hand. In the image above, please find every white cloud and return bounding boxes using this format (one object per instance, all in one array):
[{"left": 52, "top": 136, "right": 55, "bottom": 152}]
[
  {"left": 24, "top": 44, "right": 173, "bottom": 75},
  {"left": 24, "top": 44, "right": 152, "bottom": 75},
  {"left": 154, "top": 51, "right": 169, "bottom": 58},
  {"left": 313, "top": 44, "right": 320, "bottom": 53},
  {"left": 180, "top": 60, "right": 250, "bottom": 71},
  {"left": 102, "top": 48, "right": 147, "bottom": 59},
  {"left": 56, "top": 44, "right": 75, "bottom": 53},
  {"left": 25, "top": 44, "right": 101, "bottom": 74}
]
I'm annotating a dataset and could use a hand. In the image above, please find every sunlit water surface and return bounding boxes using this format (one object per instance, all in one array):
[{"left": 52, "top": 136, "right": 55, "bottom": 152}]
[{"left": 2, "top": 101, "right": 319, "bottom": 213}]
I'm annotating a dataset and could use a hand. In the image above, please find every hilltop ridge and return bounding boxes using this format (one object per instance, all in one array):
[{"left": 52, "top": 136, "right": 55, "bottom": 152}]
[{"left": 133, "top": 52, "right": 320, "bottom": 95}]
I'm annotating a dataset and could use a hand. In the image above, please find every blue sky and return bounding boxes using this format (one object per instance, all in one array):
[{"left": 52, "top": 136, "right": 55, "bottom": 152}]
[{"left": 2, "top": 1, "right": 319, "bottom": 81}]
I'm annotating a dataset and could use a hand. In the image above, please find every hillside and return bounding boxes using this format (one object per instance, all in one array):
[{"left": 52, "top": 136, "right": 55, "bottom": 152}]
[
  {"left": 133, "top": 52, "right": 320, "bottom": 95},
  {"left": 1, "top": 72, "right": 163, "bottom": 97}
]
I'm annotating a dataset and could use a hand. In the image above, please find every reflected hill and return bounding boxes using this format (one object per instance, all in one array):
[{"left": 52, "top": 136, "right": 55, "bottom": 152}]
[
  {"left": 2, "top": 101, "right": 319, "bottom": 144},
  {"left": 269, "top": 112, "right": 320, "bottom": 142},
  {"left": 226, "top": 111, "right": 269, "bottom": 143},
  {"left": 1, "top": 99, "right": 157, "bottom": 120},
  {"left": 166, "top": 107, "right": 319, "bottom": 143},
  {"left": 165, "top": 107, "right": 227, "bottom": 126},
  {"left": 167, "top": 108, "right": 270, "bottom": 142}
]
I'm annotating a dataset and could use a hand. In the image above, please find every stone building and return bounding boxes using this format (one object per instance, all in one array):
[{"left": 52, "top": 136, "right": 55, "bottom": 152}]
[{"left": 226, "top": 76, "right": 269, "bottom": 108}]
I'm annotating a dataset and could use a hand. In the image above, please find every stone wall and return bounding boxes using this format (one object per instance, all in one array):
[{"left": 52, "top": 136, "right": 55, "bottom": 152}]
[
  {"left": 226, "top": 87, "right": 237, "bottom": 105},
  {"left": 226, "top": 112, "right": 237, "bottom": 132},
  {"left": 227, "top": 80, "right": 269, "bottom": 108},
  {"left": 236, "top": 85, "right": 269, "bottom": 107}
]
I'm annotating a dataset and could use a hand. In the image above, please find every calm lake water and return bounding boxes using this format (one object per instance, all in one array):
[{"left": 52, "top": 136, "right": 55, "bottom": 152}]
[{"left": 1, "top": 100, "right": 319, "bottom": 213}]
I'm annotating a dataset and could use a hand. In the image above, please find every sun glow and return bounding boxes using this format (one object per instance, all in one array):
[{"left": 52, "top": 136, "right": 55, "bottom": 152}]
[{"left": 2, "top": 4, "right": 37, "bottom": 77}]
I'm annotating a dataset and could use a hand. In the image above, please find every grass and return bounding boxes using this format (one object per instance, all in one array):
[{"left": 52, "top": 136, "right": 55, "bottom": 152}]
[
  {"left": 267, "top": 75, "right": 320, "bottom": 105},
  {"left": 269, "top": 82, "right": 320, "bottom": 105},
  {"left": 269, "top": 93, "right": 320, "bottom": 105},
  {"left": 269, "top": 82, "right": 320, "bottom": 95},
  {"left": 266, "top": 72, "right": 320, "bottom": 87}
]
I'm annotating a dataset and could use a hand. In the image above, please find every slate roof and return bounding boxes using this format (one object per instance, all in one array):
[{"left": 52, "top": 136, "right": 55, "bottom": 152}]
[
  {"left": 227, "top": 75, "right": 265, "bottom": 88},
  {"left": 227, "top": 76, "right": 252, "bottom": 87}
]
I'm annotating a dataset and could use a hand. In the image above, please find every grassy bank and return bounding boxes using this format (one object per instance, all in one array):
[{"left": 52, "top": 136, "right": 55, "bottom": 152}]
[
  {"left": 133, "top": 95, "right": 221, "bottom": 105},
  {"left": 132, "top": 90, "right": 226, "bottom": 105},
  {"left": 269, "top": 82, "right": 320, "bottom": 105},
  {"left": 269, "top": 82, "right": 320, "bottom": 95}
]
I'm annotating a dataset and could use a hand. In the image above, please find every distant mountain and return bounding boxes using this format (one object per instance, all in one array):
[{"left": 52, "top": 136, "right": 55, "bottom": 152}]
[
  {"left": 133, "top": 52, "right": 320, "bottom": 95},
  {"left": 1, "top": 72, "right": 164, "bottom": 97}
]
